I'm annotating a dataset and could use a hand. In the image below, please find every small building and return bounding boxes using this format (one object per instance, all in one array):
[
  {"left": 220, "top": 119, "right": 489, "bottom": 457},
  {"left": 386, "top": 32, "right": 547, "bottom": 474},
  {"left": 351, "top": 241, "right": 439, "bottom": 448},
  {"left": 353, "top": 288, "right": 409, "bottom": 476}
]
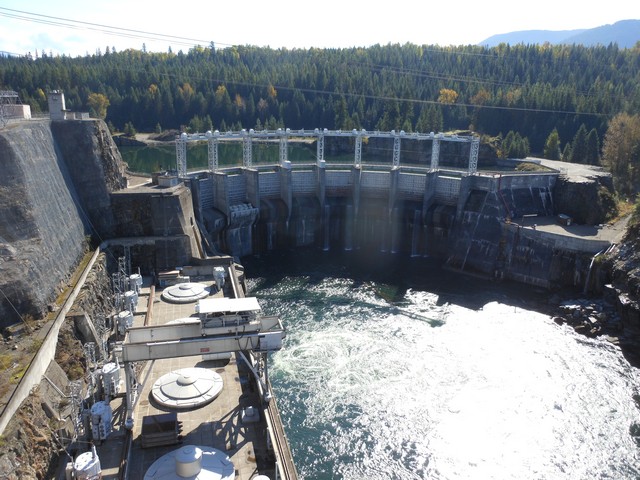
[
  {"left": 153, "top": 171, "right": 180, "bottom": 187},
  {"left": 557, "top": 213, "right": 573, "bottom": 226},
  {"left": 48, "top": 90, "right": 90, "bottom": 120},
  {"left": 48, "top": 90, "right": 67, "bottom": 120},
  {"left": 0, "top": 90, "right": 31, "bottom": 123}
]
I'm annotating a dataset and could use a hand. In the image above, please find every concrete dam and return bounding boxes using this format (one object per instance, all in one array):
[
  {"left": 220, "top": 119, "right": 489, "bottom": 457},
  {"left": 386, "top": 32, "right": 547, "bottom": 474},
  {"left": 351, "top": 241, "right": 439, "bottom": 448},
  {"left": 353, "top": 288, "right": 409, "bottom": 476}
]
[
  {"left": 189, "top": 161, "right": 557, "bottom": 256},
  {"left": 0, "top": 121, "right": 616, "bottom": 327},
  {"left": 190, "top": 164, "right": 560, "bottom": 278},
  {"left": 173, "top": 129, "right": 613, "bottom": 290}
]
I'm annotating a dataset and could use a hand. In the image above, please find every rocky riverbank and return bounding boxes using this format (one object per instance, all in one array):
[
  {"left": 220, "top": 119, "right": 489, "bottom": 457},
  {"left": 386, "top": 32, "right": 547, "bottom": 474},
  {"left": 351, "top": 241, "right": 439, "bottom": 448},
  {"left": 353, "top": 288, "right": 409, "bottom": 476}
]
[
  {"left": 549, "top": 217, "right": 640, "bottom": 368},
  {"left": 551, "top": 295, "right": 640, "bottom": 367}
]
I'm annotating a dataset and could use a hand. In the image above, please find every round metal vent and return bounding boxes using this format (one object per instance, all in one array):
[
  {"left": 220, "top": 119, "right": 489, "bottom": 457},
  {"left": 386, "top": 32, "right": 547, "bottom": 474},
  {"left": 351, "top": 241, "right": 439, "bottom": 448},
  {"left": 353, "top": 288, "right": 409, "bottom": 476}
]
[
  {"left": 161, "top": 283, "right": 210, "bottom": 304},
  {"left": 151, "top": 368, "right": 223, "bottom": 409}
]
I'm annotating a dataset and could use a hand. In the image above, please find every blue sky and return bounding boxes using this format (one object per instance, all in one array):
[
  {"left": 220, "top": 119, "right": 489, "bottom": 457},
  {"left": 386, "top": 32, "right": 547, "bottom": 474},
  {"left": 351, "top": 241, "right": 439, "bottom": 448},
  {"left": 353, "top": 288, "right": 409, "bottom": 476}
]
[{"left": 1, "top": 0, "right": 639, "bottom": 57}]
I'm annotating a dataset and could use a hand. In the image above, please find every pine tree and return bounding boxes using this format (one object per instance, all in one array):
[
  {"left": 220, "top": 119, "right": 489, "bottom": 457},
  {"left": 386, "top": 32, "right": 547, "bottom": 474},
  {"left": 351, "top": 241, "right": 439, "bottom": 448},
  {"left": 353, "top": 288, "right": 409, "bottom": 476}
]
[
  {"left": 543, "top": 128, "right": 561, "bottom": 160},
  {"left": 123, "top": 121, "right": 136, "bottom": 137},
  {"left": 585, "top": 128, "right": 601, "bottom": 165},
  {"left": 569, "top": 124, "right": 588, "bottom": 163}
]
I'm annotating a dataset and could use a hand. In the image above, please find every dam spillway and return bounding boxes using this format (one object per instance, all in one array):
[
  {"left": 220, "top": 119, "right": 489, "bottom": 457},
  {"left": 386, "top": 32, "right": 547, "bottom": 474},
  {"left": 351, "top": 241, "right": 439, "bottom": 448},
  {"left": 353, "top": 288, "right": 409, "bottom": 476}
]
[
  {"left": 172, "top": 129, "right": 475, "bottom": 258},
  {"left": 164, "top": 129, "right": 613, "bottom": 290},
  {"left": 179, "top": 129, "right": 486, "bottom": 257},
  {"left": 188, "top": 163, "right": 559, "bottom": 263}
]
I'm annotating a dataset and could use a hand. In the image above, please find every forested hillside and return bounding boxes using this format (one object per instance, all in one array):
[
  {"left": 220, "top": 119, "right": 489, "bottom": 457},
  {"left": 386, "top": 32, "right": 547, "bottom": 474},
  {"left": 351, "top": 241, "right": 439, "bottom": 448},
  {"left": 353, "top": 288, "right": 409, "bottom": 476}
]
[
  {"left": 1, "top": 42, "right": 639, "bottom": 154},
  {"left": 480, "top": 19, "right": 640, "bottom": 49}
]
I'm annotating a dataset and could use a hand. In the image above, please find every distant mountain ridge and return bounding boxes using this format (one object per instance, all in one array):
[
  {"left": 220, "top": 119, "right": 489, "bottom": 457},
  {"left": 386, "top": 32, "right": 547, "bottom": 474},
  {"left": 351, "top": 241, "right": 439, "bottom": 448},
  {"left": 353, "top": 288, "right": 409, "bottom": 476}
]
[{"left": 480, "top": 19, "right": 640, "bottom": 48}]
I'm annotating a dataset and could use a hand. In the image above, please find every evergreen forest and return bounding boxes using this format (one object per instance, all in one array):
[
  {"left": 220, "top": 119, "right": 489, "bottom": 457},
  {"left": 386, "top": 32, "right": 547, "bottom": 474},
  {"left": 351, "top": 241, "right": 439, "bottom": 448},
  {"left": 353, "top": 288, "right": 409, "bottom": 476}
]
[{"left": 1, "top": 42, "right": 639, "bottom": 159}]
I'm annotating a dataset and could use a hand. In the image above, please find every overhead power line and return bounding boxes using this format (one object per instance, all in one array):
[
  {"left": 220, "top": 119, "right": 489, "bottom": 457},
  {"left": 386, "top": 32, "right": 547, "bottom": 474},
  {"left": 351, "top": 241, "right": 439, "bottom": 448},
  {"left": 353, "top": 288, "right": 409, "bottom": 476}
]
[
  {"left": 0, "top": 6, "right": 229, "bottom": 49},
  {"left": 0, "top": 7, "right": 622, "bottom": 119}
]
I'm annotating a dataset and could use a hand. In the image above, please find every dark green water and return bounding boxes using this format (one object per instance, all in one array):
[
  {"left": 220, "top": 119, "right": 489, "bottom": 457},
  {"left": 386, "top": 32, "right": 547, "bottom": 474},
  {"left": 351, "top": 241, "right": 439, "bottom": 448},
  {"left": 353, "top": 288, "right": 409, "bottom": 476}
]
[
  {"left": 118, "top": 139, "right": 545, "bottom": 175},
  {"left": 119, "top": 143, "right": 354, "bottom": 174},
  {"left": 243, "top": 249, "right": 640, "bottom": 480}
]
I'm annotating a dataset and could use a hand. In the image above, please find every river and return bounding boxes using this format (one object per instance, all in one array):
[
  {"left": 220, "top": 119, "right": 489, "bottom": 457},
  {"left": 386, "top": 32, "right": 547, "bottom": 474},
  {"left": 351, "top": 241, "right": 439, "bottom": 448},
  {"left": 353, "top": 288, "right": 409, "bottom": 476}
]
[{"left": 243, "top": 249, "right": 640, "bottom": 480}]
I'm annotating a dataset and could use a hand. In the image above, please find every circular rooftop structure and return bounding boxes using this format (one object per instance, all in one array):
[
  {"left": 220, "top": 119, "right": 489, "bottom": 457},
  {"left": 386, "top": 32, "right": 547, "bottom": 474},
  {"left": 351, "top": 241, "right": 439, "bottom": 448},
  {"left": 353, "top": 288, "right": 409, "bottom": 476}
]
[
  {"left": 151, "top": 368, "right": 223, "bottom": 409},
  {"left": 143, "top": 445, "right": 235, "bottom": 480},
  {"left": 161, "top": 282, "right": 210, "bottom": 304}
]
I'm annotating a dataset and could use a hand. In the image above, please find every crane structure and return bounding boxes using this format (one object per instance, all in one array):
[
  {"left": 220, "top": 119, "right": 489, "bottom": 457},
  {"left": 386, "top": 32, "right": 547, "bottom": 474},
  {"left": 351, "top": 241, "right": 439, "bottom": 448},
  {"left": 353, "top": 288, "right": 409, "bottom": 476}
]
[{"left": 121, "top": 298, "right": 285, "bottom": 429}]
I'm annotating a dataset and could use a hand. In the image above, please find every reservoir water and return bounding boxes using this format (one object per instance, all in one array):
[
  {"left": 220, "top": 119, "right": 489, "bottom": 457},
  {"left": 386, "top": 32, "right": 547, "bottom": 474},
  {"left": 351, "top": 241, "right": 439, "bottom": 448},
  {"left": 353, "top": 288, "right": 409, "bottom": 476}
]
[
  {"left": 119, "top": 142, "right": 349, "bottom": 174},
  {"left": 118, "top": 140, "right": 537, "bottom": 175},
  {"left": 243, "top": 249, "right": 640, "bottom": 479}
]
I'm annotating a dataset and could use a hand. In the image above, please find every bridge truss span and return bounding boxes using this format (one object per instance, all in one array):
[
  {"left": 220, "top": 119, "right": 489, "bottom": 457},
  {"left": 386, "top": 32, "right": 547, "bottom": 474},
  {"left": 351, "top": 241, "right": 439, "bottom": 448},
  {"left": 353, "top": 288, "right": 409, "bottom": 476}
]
[{"left": 175, "top": 128, "right": 480, "bottom": 177}]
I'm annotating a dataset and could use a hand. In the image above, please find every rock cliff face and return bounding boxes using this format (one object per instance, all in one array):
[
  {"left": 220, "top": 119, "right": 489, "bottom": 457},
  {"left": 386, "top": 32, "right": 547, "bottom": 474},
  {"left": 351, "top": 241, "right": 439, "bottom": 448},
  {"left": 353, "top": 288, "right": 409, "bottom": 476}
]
[
  {"left": 609, "top": 221, "right": 640, "bottom": 334},
  {"left": 51, "top": 120, "right": 128, "bottom": 237},
  {"left": 0, "top": 120, "right": 127, "bottom": 328},
  {"left": 553, "top": 168, "right": 616, "bottom": 225}
]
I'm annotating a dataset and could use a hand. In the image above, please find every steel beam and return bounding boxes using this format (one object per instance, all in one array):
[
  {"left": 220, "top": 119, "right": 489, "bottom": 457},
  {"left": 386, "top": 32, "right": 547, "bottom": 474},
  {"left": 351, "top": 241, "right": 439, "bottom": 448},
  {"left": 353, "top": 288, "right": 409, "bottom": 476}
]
[
  {"left": 431, "top": 137, "right": 441, "bottom": 170},
  {"left": 123, "top": 315, "right": 282, "bottom": 344},
  {"left": 468, "top": 136, "right": 480, "bottom": 174},
  {"left": 122, "top": 330, "right": 284, "bottom": 362},
  {"left": 176, "top": 133, "right": 188, "bottom": 177},
  {"left": 207, "top": 131, "right": 219, "bottom": 171},
  {"left": 175, "top": 129, "right": 478, "bottom": 173}
]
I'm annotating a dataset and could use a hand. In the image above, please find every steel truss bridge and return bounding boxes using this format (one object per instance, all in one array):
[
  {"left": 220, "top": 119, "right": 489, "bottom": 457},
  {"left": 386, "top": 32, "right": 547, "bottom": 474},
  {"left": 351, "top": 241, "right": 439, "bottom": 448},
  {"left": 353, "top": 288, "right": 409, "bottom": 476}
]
[{"left": 176, "top": 128, "right": 480, "bottom": 177}]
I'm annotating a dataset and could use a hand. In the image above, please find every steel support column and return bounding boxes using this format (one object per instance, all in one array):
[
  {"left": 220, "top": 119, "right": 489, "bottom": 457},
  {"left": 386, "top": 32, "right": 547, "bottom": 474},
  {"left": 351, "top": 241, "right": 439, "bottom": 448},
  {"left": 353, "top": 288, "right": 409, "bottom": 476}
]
[
  {"left": 279, "top": 132, "right": 289, "bottom": 165},
  {"left": 124, "top": 361, "right": 137, "bottom": 429},
  {"left": 242, "top": 132, "right": 253, "bottom": 168},
  {"left": 393, "top": 134, "right": 402, "bottom": 167},
  {"left": 354, "top": 133, "right": 363, "bottom": 166},
  {"left": 468, "top": 136, "right": 480, "bottom": 174},
  {"left": 430, "top": 137, "right": 441, "bottom": 170},
  {"left": 207, "top": 131, "right": 219, "bottom": 172},
  {"left": 316, "top": 131, "right": 325, "bottom": 162},
  {"left": 176, "top": 133, "right": 188, "bottom": 177}
]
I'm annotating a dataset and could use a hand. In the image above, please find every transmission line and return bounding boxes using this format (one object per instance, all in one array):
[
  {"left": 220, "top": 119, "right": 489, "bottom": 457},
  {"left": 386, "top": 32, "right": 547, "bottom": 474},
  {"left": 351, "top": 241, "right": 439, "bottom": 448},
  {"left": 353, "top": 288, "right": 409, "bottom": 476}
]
[
  {"left": 0, "top": 7, "right": 622, "bottom": 118},
  {"left": 0, "top": 6, "right": 229, "bottom": 50}
]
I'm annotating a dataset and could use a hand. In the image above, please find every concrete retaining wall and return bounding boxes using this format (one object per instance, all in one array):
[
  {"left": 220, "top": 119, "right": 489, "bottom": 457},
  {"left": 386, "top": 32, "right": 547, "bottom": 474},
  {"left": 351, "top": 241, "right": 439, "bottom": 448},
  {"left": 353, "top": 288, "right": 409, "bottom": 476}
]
[{"left": 0, "top": 247, "right": 102, "bottom": 435}]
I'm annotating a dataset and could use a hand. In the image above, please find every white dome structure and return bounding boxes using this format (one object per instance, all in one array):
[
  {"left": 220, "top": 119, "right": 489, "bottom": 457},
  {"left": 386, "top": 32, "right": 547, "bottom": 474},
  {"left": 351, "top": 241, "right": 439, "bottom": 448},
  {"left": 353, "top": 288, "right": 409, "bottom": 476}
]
[
  {"left": 161, "top": 283, "right": 211, "bottom": 303},
  {"left": 151, "top": 368, "right": 223, "bottom": 409},
  {"left": 143, "top": 445, "right": 235, "bottom": 480}
]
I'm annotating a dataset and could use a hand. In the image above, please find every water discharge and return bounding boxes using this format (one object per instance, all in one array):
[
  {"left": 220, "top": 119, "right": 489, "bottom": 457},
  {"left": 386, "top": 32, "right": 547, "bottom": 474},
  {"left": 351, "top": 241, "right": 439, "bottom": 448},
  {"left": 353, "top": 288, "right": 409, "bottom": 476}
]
[{"left": 244, "top": 251, "right": 640, "bottom": 479}]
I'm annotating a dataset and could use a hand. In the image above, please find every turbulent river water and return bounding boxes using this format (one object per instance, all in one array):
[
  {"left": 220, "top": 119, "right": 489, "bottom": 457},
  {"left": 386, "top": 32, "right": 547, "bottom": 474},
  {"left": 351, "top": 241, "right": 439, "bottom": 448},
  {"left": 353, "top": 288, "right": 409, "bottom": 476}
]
[{"left": 243, "top": 249, "right": 640, "bottom": 480}]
